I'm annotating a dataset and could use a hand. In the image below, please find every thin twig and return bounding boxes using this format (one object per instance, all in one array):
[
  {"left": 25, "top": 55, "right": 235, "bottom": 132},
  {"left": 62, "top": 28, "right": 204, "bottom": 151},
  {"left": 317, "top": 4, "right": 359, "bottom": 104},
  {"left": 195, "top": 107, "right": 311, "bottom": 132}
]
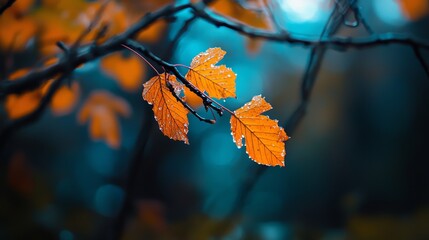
[
  {"left": 123, "top": 39, "right": 224, "bottom": 116},
  {"left": 166, "top": 80, "right": 216, "bottom": 124},
  {"left": 166, "top": 16, "right": 198, "bottom": 58},
  {"left": 413, "top": 46, "right": 429, "bottom": 79}
]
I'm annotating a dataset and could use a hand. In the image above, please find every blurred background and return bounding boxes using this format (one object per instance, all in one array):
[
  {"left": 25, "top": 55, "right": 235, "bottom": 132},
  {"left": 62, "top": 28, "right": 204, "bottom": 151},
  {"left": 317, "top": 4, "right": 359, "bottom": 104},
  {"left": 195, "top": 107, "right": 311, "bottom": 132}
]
[{"left": 1, "top": 0, "right": 429, "bottom": 239}]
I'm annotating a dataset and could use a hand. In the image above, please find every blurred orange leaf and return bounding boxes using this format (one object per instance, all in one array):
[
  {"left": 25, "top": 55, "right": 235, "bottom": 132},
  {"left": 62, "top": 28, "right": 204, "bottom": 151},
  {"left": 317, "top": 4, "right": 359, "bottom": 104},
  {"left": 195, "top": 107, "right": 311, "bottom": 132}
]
[
  {"left": 137, "top": 200, "right": 167, "bottom": 233},
  {"left": 0, "top": 13, "right": 37, "bottom": 50},
  {"left": 136, "top": 20, "right": 168, "bottom": 43},
  {"left": 205, "top": 0, "right": 272, "bottom": 29},
  {"left": 45, "top": 82, "right": 80, "bottom": 116},
  {"left": 7, "top": 0, "right": 34, "bottom": 15},
  {"left": 78, "top": 1, "right": 128, "bottom": 42},
  {"left": 230, "top": 95, "right": 288, "bottom": 166},
  {"left": 78, "top": 91, "right": 131, "bottom": 148},
  {"left": 143, "top": 73, "right": 189, "bottom": 144},
  {"left": 101, "top": 53, "right": 145, "bottom": 92},
  {"left": 185, "top": 47, "right": 236, "bottom": 99},
  {"left": 5, "top": 69, "right": 42, "bottom": 119},
  {"left": 398, "top": 0, "right": 429, "bottom": 20},
  {"left": 246, "top": 38, "right": 263, "bottom": 55}
]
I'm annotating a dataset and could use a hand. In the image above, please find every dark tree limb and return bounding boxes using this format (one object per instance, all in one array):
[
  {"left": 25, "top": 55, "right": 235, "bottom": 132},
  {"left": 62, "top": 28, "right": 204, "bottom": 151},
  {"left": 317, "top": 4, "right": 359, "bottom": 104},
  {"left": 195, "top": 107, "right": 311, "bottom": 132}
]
[
  {"left": 166, "top": 16, "right": 198, "bottom": 58},
  {"left": 0, "top": 3, "right": 193, "bottom": 97},
  {"left": 106, "top": 116, "right": 153, "bottom": 240},
  {"left": 413, "top": 46, "right": 429, "bottom": 79},
  {"left": 0, "top": 73, "right": 69, "bottom": 147},
  {"left": 0, "top": 0, "right": 15, "bottom": 15},
  {"left": 123, "top": 39, "right": 224, "bottom": 117},
  {"left": 2, "top": 2, "right": 429, "bottom": 98}
]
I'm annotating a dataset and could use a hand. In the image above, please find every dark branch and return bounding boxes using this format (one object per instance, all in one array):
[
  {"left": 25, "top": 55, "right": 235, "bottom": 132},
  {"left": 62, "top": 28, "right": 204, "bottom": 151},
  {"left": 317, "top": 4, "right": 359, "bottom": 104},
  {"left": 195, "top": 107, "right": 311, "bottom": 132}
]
[
  {"left": 0, "top": 74, "right": 69, "bottom": 147},
  {"left": 413, "top": 46, "right": 429, "bottom": 79},
  {"left": 190, "top": 5, "right": 429, "bottom": 50},
  {"left": 0, "top": 0, "right": 15, "bottom": 15},
  {"left": 166, "top": 79, "right": 216, "bottom": 124},
  {"left": 2, "top": 2, "right": 429, "bottom": 98},
  {"left": 123, "top": 39, "right": 224, "bottom": 117},
  {"left": 0, "top": 3, "right": 193, "bottom": 97},
  {"left": 166, "top": 16, "right": 198, "bottom": 57}
]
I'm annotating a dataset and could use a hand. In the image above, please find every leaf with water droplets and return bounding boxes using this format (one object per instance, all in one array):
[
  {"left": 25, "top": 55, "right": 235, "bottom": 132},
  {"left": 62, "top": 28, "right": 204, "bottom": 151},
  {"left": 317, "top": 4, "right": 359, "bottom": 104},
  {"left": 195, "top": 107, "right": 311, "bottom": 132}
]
[
  {"left": 185, "top": 47, "right": 236, "bottom": 100},
  {"left": 143, "top": 73, "right": 189, "bottom": 144},
  {"left": 230, "top": 95, "right": 289, "bottom": 167}
]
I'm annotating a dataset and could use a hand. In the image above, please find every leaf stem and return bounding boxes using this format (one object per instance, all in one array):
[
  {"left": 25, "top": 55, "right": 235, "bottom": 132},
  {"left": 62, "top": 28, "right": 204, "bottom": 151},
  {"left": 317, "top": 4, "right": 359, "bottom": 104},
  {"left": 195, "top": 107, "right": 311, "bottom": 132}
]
[{"left": 121, "top": 44, "right": 160, "bottom": 75}]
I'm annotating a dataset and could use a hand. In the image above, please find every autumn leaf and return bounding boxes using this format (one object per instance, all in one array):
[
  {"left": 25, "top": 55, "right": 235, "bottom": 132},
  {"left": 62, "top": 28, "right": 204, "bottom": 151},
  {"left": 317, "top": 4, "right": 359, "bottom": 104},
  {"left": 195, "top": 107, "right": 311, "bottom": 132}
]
[
  {"left": 398, "top": 0, "right": 429, "bottom": 20},
  {"left": 136, "top": 20, "right": 168, "bottom": 43},
  {"left": 78, "top": 1, "right": 128, "bottom": 43},
  {"left": 5, "top": 69, "right": 42, "bottom": 119},
  {"left": 41, "top": 81, "right": 80, "bottom": 116},
  {"left": 183, "top": 87, "right": 203, "bottom": 109},
  {"left": 185, "top": 48, "right": 236, "bottom": 99},
  {"left": 7, "top": 0, "right": 34, "bottom": 15},
  {"left": 101, "top": 53, "right": 145, "bottom": 91},
  {"left": 230, "top": 95, "right": 288, "bottom": 166},
  {"left": 198, "top": 0, "right": 272, "bottom": 29},
  {"left": 143, "top": 73, "right": 189, "bottom": 144},
  {"left": 0, "top": 13, "right": 37, "bottom": 50},
  {"left": 78, "top": 91, "right": 131, "bottom": 148}
]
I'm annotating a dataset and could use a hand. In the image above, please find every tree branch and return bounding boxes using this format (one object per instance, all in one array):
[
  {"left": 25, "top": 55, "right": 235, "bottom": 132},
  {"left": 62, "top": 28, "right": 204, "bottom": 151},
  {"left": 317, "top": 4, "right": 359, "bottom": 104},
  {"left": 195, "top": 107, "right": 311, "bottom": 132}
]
[
  {"left": 0, "top": 73, "right": 69, "bottom": 147},
  {"left": 2, "top": 2, "right": 429, "bottom": 98},
  {"left": 0, "top": 0, "right": 15, "bottom": 15},
  {"left": 0, "top": 3, "right": 193, "bottom": 97}
]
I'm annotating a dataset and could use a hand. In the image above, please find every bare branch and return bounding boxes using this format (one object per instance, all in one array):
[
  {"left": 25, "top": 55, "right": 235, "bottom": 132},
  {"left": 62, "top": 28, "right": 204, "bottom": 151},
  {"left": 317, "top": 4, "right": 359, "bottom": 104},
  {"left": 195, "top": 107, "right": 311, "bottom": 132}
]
[
  {"left": 123, "top": 39, "right": 224, "bottom": 117},
  {"left": 0, "top": 3, "right": 193, "bottom": 97},
  {"left": 413, "top": 46, "right": 429, "bottom": 79},
  {"left": 0, "top": 0, "right": 15, "bottom": 15},
  {"left": 166, "top": 80, "right": 216, "bottom": 124},
  {"left": 0, "top": 73, "right": 69, "bottom": 147}
]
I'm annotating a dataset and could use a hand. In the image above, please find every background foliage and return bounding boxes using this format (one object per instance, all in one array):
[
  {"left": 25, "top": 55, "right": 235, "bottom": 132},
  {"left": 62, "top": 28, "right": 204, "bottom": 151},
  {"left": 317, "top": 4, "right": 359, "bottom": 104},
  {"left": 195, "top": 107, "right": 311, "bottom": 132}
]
[{"left": 1, "top": 0, "right": 429, "bottom": 239}]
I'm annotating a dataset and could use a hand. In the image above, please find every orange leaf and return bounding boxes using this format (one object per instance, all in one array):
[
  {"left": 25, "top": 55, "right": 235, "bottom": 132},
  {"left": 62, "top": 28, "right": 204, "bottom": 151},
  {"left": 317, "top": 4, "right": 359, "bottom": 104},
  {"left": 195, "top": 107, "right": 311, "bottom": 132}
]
[
  {"left": 136, "top": 20, "right": 168, "bottom": 43},
  {"left": 4, "top": 69, "right": 43, "bottom": 119},
  {"left": 101, "top": 53, "right": 145, "bottom": 92},
  {"left": 0, "top": 14, "right": 37, "bottom": 50},
  {"left": 206, "top": 0, "right": 272, "bottom": 29},
  {"left": 398, "top": 0, "right": 429, "bottom": 20},
  {"left": 185, "top": 48, "right": 236, "bottom": 99},
  {"left": 78, "top": 91, "right": 131, "bottom": 148},
  {"left": 230, "top": 95, "right": 289, "bottom": 166},
  {"left": 9, "top": 0, "right": 34, "bottom": 14},
  {"left": 143, "top": 73, "right": 189, "bottom": 144},
  {"left": 78, "top": 1, "right": 128, "bottom": 42},
  {"left": 184, "top": 87, "right": 203, "bottom": 109},
  {"left": 50, "top": 82, "right": 80, "bottom": 116}
]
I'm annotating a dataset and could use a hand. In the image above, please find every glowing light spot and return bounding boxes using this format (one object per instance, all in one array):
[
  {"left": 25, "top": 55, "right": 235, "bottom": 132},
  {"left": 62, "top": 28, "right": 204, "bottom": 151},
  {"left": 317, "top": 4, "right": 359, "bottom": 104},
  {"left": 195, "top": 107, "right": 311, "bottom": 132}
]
[
  {"left": 279, "top": 0, "right": 325, "bottom": 22},
  {"left": 94, "top": 184, "right": 124, "bottom": 217}
]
